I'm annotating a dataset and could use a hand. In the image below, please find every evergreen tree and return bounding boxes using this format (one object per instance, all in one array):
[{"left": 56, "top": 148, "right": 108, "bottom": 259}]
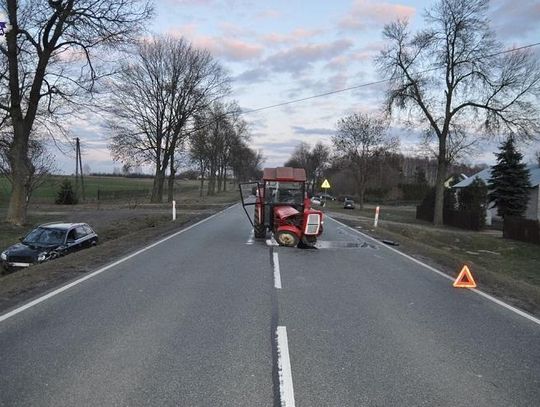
[
  {"left": 488, "top": 136, "right": 531, "bottom": 218},
  {"left": 55, "top": 179, "right": 78, "bottom": 205},
  {"left": 459, "top": 177, "right": 488, "bottom": 229}
]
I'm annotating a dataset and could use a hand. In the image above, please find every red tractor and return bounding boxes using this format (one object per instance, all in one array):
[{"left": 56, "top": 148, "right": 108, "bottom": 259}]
[{"left": 240, "top": 167, "right": 323, "bottom": 247}]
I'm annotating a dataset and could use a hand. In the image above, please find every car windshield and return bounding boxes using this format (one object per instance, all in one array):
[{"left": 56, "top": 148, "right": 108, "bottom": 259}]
[{"left": 23, "top": 227, "right": 66, "bottom": 245}]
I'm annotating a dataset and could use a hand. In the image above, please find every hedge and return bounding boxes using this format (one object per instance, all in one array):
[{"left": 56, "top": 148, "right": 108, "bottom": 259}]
[{"left": 503, "top": 217, "right": 540, "bottom": 245}]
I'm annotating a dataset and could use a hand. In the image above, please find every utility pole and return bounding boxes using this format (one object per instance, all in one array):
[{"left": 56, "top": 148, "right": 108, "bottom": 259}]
[{"left": 74, "top": 137, "right": 86, "bottom": 201}]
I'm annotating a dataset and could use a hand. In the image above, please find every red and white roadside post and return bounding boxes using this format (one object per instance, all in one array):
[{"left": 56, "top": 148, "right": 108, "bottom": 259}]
[{"left": 374, "top": 206, "right": 380, "bottom": 228}]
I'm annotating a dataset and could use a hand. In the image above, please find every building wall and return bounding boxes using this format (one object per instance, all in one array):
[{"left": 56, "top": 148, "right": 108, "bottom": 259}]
[
  {"left": 526, "top": 186, "right": 540, "bottom": 221},
  {"left": 484, "top": 187, "right": 539, "bottom": 223}
]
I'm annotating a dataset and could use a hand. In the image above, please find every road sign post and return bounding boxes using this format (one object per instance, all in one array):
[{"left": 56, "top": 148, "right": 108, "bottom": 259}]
[
  {"left": 321, "top": 179, "right": 331, "bottom": 207},
  {"left": 172, "top": 200, "right": 176, "bottom": 221}
]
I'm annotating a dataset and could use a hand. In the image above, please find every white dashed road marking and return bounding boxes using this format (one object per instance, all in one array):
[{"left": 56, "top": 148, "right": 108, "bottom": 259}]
[
  {"left": 276, "top": 326, "right": 295, "bottom": 407},
  {"left": 273, "top": 252, "right": 282, "bottom": 289}
]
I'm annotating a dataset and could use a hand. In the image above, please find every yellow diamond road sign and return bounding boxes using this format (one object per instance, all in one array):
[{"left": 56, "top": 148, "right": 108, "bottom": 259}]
[{"left": 321, "top": 179, "right": 331, "bottom": 189}]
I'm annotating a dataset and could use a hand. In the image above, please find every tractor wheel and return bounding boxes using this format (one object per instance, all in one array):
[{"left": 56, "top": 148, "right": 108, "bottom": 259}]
[
  {"left": 254, "top": 208, "right": 266, "bottom": 238},
  {"left": 301, "top": 235, "right": 317, "bottom": 248},
  {"left": 275, "top": 230, "right": 299, "bottom": 247},
  {"left": 254, "top": 223, "right": 266, "bottom": 238}
]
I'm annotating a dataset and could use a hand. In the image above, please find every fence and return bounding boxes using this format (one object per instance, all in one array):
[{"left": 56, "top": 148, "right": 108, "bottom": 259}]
[
  {"left": 416, "top": 205, "right": 484, "bottom": 231},
  {"left": 503, "top": 217, "right": 540, "bottom": 245},
  {"left": 97, "top": 188, "right": 150, "bottom": 202},
  {"left": 444, "top": 209, "right": 484, "bottom": 231}
]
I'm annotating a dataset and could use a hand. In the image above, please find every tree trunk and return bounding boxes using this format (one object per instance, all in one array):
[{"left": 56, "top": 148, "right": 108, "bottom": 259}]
[
  {"left": 433, "top": 136, "right": 448, "bottom": 225},
  {"left": 358, "top": 185, "right": 366, "bottom": 210},
  {"left": 207, "top": 162, "right": 216, "bottom": 196},
  {"left": 217, "top": 168, "right": 223, "bottom": 193},
  {"left": 6, "top": 124, "right": 30, "bottom": 225},
  {"left": 198, "top": 160, "right": 205, "bottom": 197},
  {"left": 151, "top": 168, "right": 166, "bottom": 203},
  {"left": 199, "top": 176, "right": 205, "bottom": 197}
]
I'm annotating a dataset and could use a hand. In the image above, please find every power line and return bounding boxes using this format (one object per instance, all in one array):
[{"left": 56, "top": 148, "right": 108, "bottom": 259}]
[
  {"left": 241, "top": 41, "right": 540, "bottom": 115},
  {"left": 87, "top": 41, "right": 540, "bottom": 145}
]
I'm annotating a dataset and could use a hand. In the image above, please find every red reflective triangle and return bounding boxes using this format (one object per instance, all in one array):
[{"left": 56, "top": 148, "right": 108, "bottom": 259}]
[{"left": 453, "top": 265, "right": 477, "bottom": 288}]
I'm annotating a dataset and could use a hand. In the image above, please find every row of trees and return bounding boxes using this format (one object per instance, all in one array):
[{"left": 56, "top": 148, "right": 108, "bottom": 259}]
[
  {"left": 106, "top": 35, "right": 257, "bottom": 203},
  {"left": 108, "top": 36, "right": 263, "bottom": 201},
  {"left": 376, "top": 0, "right": 540, "bottom": 225},
  {"left": 189, "top": 101, "right": 263, "bottom": 197},
  {"left": 284, "top": 142, "right": 329, "bottom": 194},
  {"left": 283, "top": 0, "right": 539, "bottom": 218},
  {"left": 0, "top": 1, "right": 262, "bottom": 221}
]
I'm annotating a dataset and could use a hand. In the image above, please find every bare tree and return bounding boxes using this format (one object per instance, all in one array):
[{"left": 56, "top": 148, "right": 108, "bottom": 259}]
[
  {"left": 108, "top": 35, "right": 229, "bottom": 203},
  {"left": 377, "top": 0, "right": 540, "bottom": 224},
  {"left": 0, "top": 136, "right": 57, "bottom": 208},
  {"left": 333, "top": 112, "right": 398, "bottom": 208},
  {"left": 0, "top": 0, "right": 152, "bottom": 225},
  {"left": 189, "top": 121, "right": 210, "bottom": 197},
  {"left": 188, "top": 101, "right": 256, "bottom": 195},
  {"left": 284, "top": 142, "right": 330, "bottom": 193},
  {"left": 230, "top": 144, "right": 264, "bottom": 182}
]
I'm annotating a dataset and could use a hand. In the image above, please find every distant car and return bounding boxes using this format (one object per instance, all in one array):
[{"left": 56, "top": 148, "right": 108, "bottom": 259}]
[
  {"left": 1, "top": 222, "right": 98, "bottom": 271},
  {"left": 316, "top": 193, "right": 336, "bottom": 201},
  {"left": 310, "top": 196, "right": 322, "bottom": 206},
  {"left": 343, "top": 199, "right": 355, "bottom": 209}
]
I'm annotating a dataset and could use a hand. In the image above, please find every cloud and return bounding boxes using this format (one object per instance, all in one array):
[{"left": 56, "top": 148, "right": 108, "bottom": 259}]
[
  {"left": 490, "top": 0, "right": 540, "bottom": 38},
  {"left": 167, "top": 27, "right": 263, "bottom": 61},
  {"left": 234, "top": 68, "right": 269, "bottom": 83},
  {"left": 260, "top": 28, "right": 324, "bottom": 47},
  {"left": 264, "top": 39, "right": 353, "bottom": 74},
  {"left": 166, "top": 0, "right": 214, "bottom": 5},
  {"left": 339, "top": 0, "right": 415, "bottom": 31},
  {"left": 291, "top": 126, "right": 335, "bottom": 137},
  {"left": 255, "top": 9, "right": 282, "bottom": 19}
]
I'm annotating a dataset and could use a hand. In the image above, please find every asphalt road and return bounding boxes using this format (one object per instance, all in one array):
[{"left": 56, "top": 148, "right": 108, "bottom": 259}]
[{"left": 0, "top": 204, "right": 539, "bottom": 406}]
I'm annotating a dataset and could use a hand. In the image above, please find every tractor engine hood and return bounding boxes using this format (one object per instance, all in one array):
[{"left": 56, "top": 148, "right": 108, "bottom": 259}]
[{"left": 273, "top": 206, "right": 300, "bottom": 220}]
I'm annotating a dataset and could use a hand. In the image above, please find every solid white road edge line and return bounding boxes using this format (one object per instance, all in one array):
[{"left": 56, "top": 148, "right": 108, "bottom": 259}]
[
  {"left": 0, "top": 204, "right": 238, "bottom": 324},
  {"left": 327, "top": 215, "right": 540, "bottom": 327},
  {"left": 276, "top": 326, "right": 295, "bottom": 407},
  {"left": 273, "top": 252, "right": 282, "bottom": 289}
]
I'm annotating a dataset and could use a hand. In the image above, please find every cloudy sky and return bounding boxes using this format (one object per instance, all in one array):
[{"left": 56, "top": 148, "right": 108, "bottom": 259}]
[{"left": 58, "top": 0, "right": 540, "bottom": 174}]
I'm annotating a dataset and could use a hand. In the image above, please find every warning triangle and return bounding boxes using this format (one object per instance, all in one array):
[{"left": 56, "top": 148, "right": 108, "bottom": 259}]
[
  {"left": 453, "top": 265, "right": 477, "bottom": 288},
  {"left": 321, "top": 179, "right": 331, "bottom": 189}
]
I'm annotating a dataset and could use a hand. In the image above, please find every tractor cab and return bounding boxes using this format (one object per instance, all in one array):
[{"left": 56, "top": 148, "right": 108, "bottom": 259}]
[{"left": 239, "top": 167, "right": 323, "bottom": 247}]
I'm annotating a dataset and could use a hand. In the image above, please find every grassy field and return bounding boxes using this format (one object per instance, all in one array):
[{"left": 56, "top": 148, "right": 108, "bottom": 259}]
[
  {"left": 0, "top": 176, "right": 239, "bottom": 253},
  {"left": 323, "top": 201, "right": 540, "bottom": 315},
  {"left": 0, "top": 175, "right": 223, "bottom": 206},
  {"left": 0, "top": 175, "right": 154, "bottom": 205}
]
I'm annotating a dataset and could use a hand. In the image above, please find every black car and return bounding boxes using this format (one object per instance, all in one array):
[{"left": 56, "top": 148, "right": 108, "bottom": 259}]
[
  {"left": 1, "top": 222, "right": 98, "bottom": 271},
  {"left": 343, "top": 199, "right": 355, "bottom": 209}
]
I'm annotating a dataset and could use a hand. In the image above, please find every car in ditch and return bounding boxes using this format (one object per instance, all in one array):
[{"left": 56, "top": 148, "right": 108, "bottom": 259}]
[{"left": 1, "top": 222, "right": 98, "bottom": 271}]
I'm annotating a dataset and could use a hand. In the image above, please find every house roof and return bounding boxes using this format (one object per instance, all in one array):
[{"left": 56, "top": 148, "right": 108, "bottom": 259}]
[{"left": 453, "top": 164, "right": 540, "bottom": 188}]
